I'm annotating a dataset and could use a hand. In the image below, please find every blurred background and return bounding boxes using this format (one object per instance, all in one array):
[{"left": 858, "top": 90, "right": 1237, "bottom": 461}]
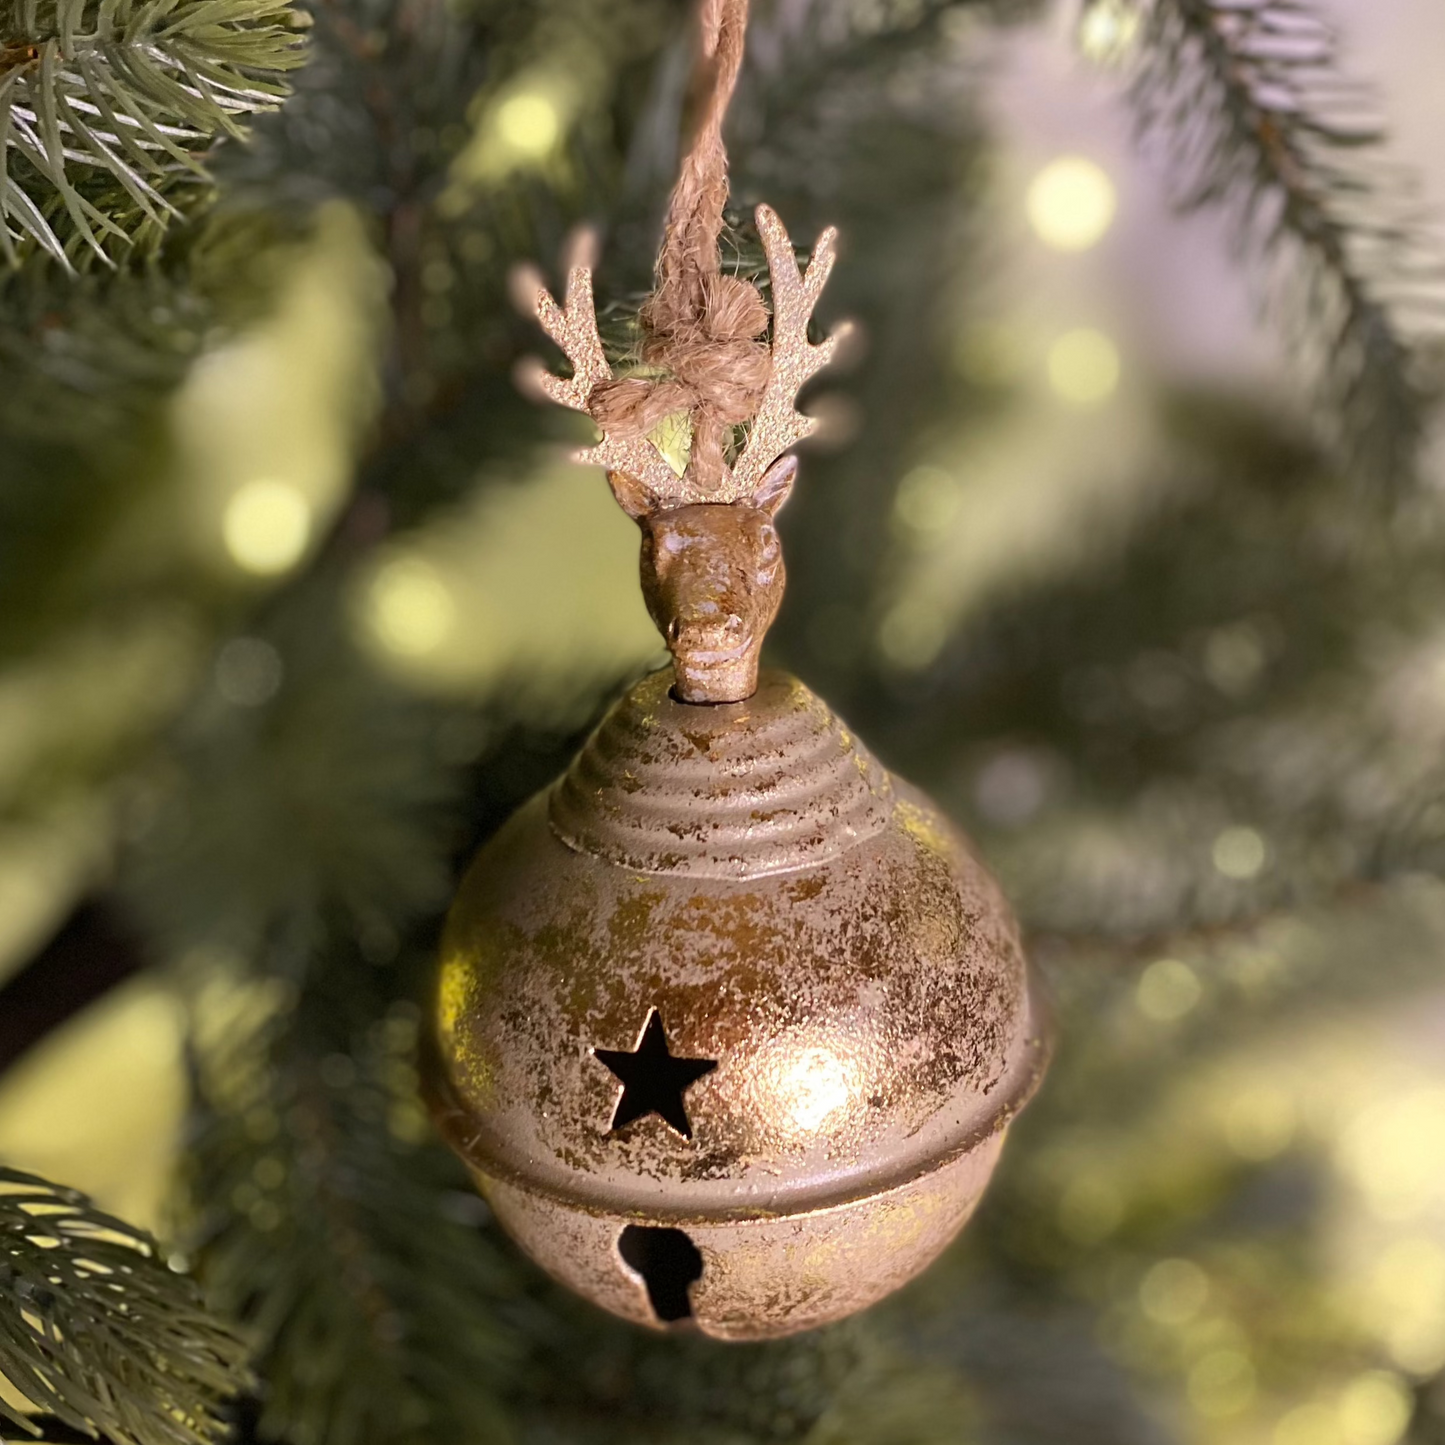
[{"left": 4, "top": 0, "right": 1445, "bottom": 1441}]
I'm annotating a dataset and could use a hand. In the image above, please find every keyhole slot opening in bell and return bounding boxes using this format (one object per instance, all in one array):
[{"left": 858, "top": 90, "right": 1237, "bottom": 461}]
[{"left": 617, "top": 1224, "right": 703, "bottom": 1324}]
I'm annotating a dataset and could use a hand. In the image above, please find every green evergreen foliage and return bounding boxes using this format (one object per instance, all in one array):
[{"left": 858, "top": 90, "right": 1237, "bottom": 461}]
[
  {"left": 0, "top": 0, "right": 304, "bottom": 266},
  {"left": 176, "top": 986, "right": 525, "bottom": 1445},
  {"left": 1120, "top": 0, "right": 1445, "bottom": 486},
  {"left": 0, "top": 1168, "right": 250, "bottom": 1445},
  {"left": 872, "top": 397, "right": 1445, "bottom": 940}
]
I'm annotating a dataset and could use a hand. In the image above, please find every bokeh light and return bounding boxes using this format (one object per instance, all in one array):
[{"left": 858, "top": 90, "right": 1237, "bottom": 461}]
[
  {"left": 1077, "top": 0, "right": 1141, "bottom": 64},
  {"left": 1339, "top": 1371, "right": 1413, "bottom": 1445},
  {"left": 1046, "top": 328, "right": 1121, "bottom": 406},
  {"left": 1139, "top": 1257, "right": 1209, "bottom": 1324},
  {"left": 495, "top": 92, "right": 560, "bottom": 158},
  {"left": 1341, "top": 1088, "right": 1445, "bottom": 1227},
  {"left": 367, "top": 556, "right": 457, "bottom": 657},
  {"left": 1188, "top": 1349, "right": 1256, "bottom": 1418},
  {"left": 1214, "top": 825, "right": 1267, "bottom": 879},
  {"left": 1204, "top": 623, "right": 1267, "bottom": 695},
  {"left": 1365, "top": 1235, "right": 1445, "bottom": 1371},
  {"left": 1275, "top": 1402, "right": 1339, "bottom": 1445},
  {"left": 449, "top": 78, "right": 574, "bottom": 191},
  {"left": 214, "top": 637, "right": 284, "bottom": 707},
  {"left": 877, "top": 599, "right": 947, "bottom": 670},
  {"left": 172, "top": 204, "right": 378, "bottom": 577},
  {"left": 1137, "top": 959, "right": 1203, "bottom": 1020},
  {"left": 1223, "top": 1083, "right": 1297, "bottom": 1160},
  {"left": 1026, "top": 156, "right": 1117, "bottom": 251},
  {"left": 893, "top": 465, "right": 962, "bottom": 537},
  {"left": 222, "top": 480, "right": 313, "bottom": 575}
]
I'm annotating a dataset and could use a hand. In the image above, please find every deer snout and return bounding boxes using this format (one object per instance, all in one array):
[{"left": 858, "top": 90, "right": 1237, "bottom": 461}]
[{"left": 667, "top": 607, "right": 748, "bottom": 659}]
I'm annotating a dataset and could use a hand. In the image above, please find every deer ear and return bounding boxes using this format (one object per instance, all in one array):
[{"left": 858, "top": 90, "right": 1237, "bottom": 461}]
[
  {"left": 753, "top": 455, "right": 798, "bottom": 517},
  {"left": 607, "top": 470, "right": 654, "bottom": 521}
]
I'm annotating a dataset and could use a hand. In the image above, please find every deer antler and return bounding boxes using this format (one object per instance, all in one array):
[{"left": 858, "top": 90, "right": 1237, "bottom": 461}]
[
  {"left": 531, "top": 210, "right": 843, "bottom": 511},
  {"left": 729, "top": 204, "right": 845, "bottom": 498},
  {"left": 534, "top": 265, "right": 682, "bottom": 498}
]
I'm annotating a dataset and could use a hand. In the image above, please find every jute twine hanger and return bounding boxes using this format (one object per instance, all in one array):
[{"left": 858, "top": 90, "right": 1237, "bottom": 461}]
[
  {"left": 532, "top": 0, "right": 843, "bottom": 508},
  {"left": 587, "top": 0, "right": 768, "bottom": 494}
]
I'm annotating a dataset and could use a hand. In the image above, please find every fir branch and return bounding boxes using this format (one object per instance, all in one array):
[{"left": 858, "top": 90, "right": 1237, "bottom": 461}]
[
  {"left": 176, "top": 988, "right": 527, "bottom": 1445},
  {"left": 120, "top": 595, "right": 461, "bottom": 961},
  {"left": 0, "top": 0, "right": 305, "bottom": 269},
  {"left": 1124, "top": 0, "right": 1445, "bottom": 486},
  {"left": 0, "top": 1167, "right": 251, "bottom": 1445}
]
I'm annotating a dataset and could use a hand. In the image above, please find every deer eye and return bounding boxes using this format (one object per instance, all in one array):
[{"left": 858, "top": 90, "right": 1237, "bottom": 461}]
[{"left": 759, "top": 524, "right": 779, "bottom": 557}]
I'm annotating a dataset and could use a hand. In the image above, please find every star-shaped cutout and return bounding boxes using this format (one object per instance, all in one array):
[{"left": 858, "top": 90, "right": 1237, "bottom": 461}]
[{"left": 594, "top": 1009, "right": 717, "bottom": 1139}]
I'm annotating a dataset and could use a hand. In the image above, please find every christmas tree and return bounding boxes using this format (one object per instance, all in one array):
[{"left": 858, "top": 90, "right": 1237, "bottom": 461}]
[{"left": 3, "top": 0, "right": 1445, "bottom": 1442}]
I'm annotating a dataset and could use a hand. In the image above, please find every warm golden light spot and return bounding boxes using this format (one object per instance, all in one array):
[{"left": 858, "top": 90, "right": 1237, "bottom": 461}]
[
  {"left": 1047, "top": 328, "right": 1120, "bottom": 407},
  {"left": 1386, "top": 1320, "right": 1445, "bottom": 1377},
  {"left": 1275, "top": 1403, "right": 1342, "bottom": 1445},
  {"left": 1372, "top": 1235, "right": 1445, "bottom": 1310},
  {"left": 1137, "top": 959, "right": 1202, "bottom": 1021},
  {"left": 877, "top": 599, "right": 947, "bottom": 670},
  {"left": 1139, "top": 1257, "right": 1209, "bottom": 1325},
  {"left": 1224, "top": 1084, "right": 1296, "bottom": 1160},
  {"left": 1027, "top": 157, "right": 1117, "bottom": 251},
  {"left": 1188, "top": 1349, "right": 1256, "bottom": 1418},
  {"left": 368, "top": 556, "right": 456, "bottom": 657},
  {"left": 222, "top": 480, "right": 312, "bottom": 575},
  {"left": 1214, "top": 825, "right": 1267, "bottom": 879},
  {"left": 749, "top": 1034, "right": 865, "bottom": 1144},
  {"left": 1339, "top": 1371, "right": 1412, "bottom": 1445},
  {"left": 1340, "top": 1088, "right": 1445, "bottom": 1219},
  {"left": 495, "top": 92, "right": 561, "bottom": 158},
  {"left": 1077, "top": 0, "right": 1141, "bottom": 63},
  {"left": 777, "top": 1046, "right": 853, "bottom": 1133},
  {"left": 1361, "top": 1235, "right": 1445, "bottom": 1372},
  {"left": 446, "top": 79, "right": 575, "bottom": 194}
]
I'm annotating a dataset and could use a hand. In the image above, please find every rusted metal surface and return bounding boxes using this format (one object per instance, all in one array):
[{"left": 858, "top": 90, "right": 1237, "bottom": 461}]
[
  {"left": 549, "top": 669, "right": 892, "bottom": 878},
  {"left": 428, "top": 668, "right": 1050, "bottom": 1339},
  {"left": 627, "top": 487, "right": 791, "bottom": 706}
]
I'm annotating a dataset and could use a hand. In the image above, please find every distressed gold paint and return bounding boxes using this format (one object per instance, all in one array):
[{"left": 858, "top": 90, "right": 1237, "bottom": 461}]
[
  {"left": 436, "top": 956, "right": 472, "bottom": 1045},
  {"left": 427, "top": 668, "right": 1050, "bottom": 1338},
  {"left": 894, "top": 799, "right": 952, "bottom": 858}
]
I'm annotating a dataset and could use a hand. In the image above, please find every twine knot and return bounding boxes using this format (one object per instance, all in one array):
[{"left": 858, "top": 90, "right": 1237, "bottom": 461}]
[{"left": 589, "top": 0, "right": 764, "bottom": 494}]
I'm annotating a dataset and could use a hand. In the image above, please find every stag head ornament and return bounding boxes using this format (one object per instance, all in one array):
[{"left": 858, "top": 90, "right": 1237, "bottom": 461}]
[{"left": 532, "top": 205, "right": 844, "bottom": 704}]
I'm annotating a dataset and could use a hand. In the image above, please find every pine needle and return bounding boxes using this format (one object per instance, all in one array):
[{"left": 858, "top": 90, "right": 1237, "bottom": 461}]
[
  {"left": 0, "top": 1167, "right": 251, "bottom": 1445},
  {"left": 0, "top": 0, "right": 305, "bottom": 268},
  {"left": 175, "top": 993, "right": 525, "bottom": 1445},
  {"left": 1121, "top": 0, "right": 1445, "bottom": 488}
]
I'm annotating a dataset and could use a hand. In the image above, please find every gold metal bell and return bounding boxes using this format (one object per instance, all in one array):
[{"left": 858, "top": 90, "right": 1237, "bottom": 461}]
[{"left": 428, "top": 668, "right": 1049, "bottom": 1339}]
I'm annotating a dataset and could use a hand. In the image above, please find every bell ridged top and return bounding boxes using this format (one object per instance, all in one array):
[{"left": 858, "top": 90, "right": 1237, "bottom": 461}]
[{"left": 548, "top": 670, "right": 895, "bottom": 878}]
